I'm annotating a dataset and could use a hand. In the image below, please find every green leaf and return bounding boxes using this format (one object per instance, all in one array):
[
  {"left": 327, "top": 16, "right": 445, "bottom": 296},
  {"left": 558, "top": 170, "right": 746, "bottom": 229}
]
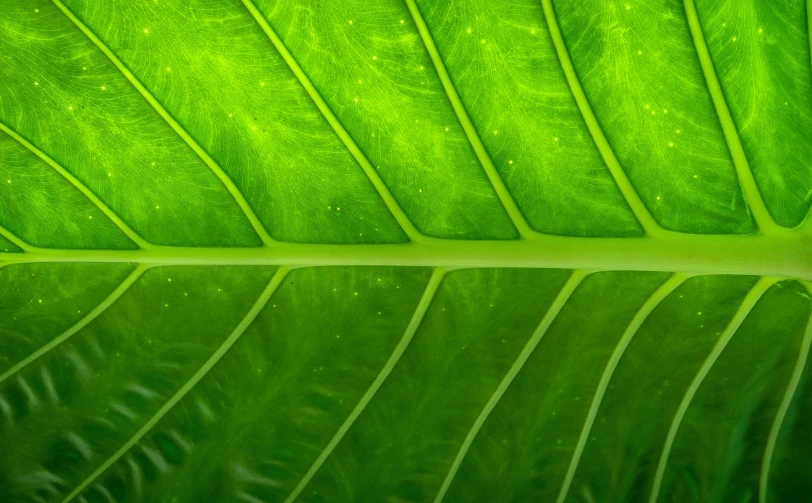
[{"left": 0, "top": 0, "right": 810, "bottom": 502}]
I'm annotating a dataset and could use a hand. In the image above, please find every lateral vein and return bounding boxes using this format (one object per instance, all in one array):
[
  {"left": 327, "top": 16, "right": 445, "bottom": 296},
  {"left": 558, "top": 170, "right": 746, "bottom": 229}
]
[
  {"left": 284, "top": 267, "right": 447, "bottom": 503},
  {"left": 404, "top": 0, "right": 537, "bottom": 240},
  {"left": 648, "top": 276, "right": 777, "bottom": 503},
  {"left": 682, "top": 0, "right": 782, "bottom": 235},
  {"left": 0, "top": 224, "right": 33, "bottom": 252},
  {"left": 0, "top": 122, "right": 150, "bottom": 249},
  {"left": 49, "top": 0, "right": 275, "bottom": 246},
  {"left": 434, "top": 269, "right": 588, "bottom": 503},
  {"left": 555, "top": 273, "right": 689, "bottom": 503},
  {"left": 0, "top": 264, "right": 149, "bottom": 386},
  {"left": 540, "top": 0, "right": 666, "bottom": 238},
  {"left": 239, "top": 0, "right": 427, "bottom": 244},
  {"left": 61, "top": 266, "right": 290, "bottom": 503},
  {"left": 758, "top": 282, "right": 812, "bottom": 503}
]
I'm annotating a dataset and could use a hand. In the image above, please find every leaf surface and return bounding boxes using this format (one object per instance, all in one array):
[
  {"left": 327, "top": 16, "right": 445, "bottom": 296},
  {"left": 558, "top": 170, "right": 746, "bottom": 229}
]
[{"left": 1, "top": 0, "right": 811, "bottom": 502}]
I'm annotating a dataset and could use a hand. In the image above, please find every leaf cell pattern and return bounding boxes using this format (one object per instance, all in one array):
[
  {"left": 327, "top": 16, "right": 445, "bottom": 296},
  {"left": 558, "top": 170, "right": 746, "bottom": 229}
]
[{"left": 0, "top": 0, "right": 811, "bottom": 502}]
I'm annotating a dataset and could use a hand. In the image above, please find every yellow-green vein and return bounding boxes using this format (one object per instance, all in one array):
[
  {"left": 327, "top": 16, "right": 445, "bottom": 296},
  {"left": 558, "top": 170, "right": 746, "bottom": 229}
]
[
  {"left": 556, "top": 272, "right": 689, "bottom": 503},
  {"left": 540, "top": 0, "right": 667, "bottom": 239},
  {"left": 61, "top": 266, "right": 290, "bottom": 503},
  {"left": 434, "top": 269, "right": 588, "bottom": 503},
  {"left": 648, "top": 276, "right": 777, "bottom": 503},
  {"left": 0, "top": 224, "right": 32, "bottom": 252},
  {"left": 404, "top": 0, "right": 536, "bottom": 241},
  {"left": 284, "top": 267, "right": 447, "bottom": 503},
  {"left": 682, "top": 0, "right": 782, "bottom": 235},
  {"left": 239, "top": 0, "right": 427, "bottom": 244},
  {"left": 759, "top": 282, "right": 812, "bottom": 503},
  {"left": 0, "top": 121, "right": 149, "bottom": 249},
  {"left": 0, "top": 264, "right": 150, "bottom": 386},
  {"left": 49, "top": 0, "right": 275, "bottom": 246},
  {"left": 1, "top": 232, "right": 809, "bottom": 280}
]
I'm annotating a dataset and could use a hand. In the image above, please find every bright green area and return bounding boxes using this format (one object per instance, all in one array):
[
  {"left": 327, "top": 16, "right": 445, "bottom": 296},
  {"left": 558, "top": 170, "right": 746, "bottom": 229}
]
[
  {"left": 1, "top": 0, "right": 811, "bottom": 502},
  {"left": 553, "top": 0, "right": 757, "bottom": 234},
  {"left": 415, "top": 0, "right": 643, "bottom": 237},
  {"left": 250, "top": 0, "right": 519, "bottom": 239},
  {"left": 60, "top": 0, "right": 411, "bottom": 244},
  {"left": 696, "top": 0, "right": 812, "bottom": 228},
  {"left": 0, "top": 2, "right": 266, "bottom": 247},
  {"left": 0, "top": 132, "right": 135, "bottom": 249},
  {"left": 1, "top": 0, "right": 810, "bottom": 242}
]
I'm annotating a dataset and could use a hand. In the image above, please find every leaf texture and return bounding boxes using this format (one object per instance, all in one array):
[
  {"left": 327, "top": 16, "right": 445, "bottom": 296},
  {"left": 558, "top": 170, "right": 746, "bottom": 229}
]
[{"left": 0, "top": 0, "right": 811, "bottom": 502}]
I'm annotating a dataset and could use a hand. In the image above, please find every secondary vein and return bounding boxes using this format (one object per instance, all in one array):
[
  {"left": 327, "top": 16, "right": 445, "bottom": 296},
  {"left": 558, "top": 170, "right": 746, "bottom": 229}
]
[
  {"left": 682, "top": 0, "right": 782, "bottom": 235},
  {"left": 239, "top": 0, "right": 427, "bottom": 244},
  {"left": 648, "top": 276, "right": 777, "bottom": 503},
  {"left": 0, "top": 224, "right": 32, "bottom": 252},
  {"left": 433, "top": 269, "right": 588, "bottom": 503},
  {"left": 404, "top": 0, "right": 537, "bottom": 241},
  {"left": 0, "top": 264, "right": 149, "bottom": 386},
  {"left": 540, "top": 0, "right": 667, "bottom": 238},
  {"left": 284, "top": 267, "right": 446, "bottom": 503},
  {"left": 0, "top": 122, "right": 150, "bottom": 249},
  {"left": 555, "top": 273, "right": 689, "bottom": 503},
  {"left": 49, "top": 0, "right": 275, "bottom": 246},
  {"left": 758, "top": 283, "right": 812, "bottom": 503},
  {"left": 61, "top": 266, "right": 290, "bottom": 503}
]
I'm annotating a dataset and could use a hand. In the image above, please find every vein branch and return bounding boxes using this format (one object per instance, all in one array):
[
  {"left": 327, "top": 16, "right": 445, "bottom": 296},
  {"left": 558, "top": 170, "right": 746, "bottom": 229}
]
[
  {"left": 61, "top": 266, "right": 290, "bottom": 503},
  {"left": 682, "top": 0, "right": 783, "bottom": 235},
  {"left": 758, "top": 282, "right": 812, "bottom": 503},
  {"left": 284, "top": 267, "right": 447, "bottom": 503},
  {"left": 648, "top": 276, "right": 777, "bottom": 503},
  {"left": 434, "top": 269, "right": 588, "bottom": 503},
  {"left": 239, "top": 0, "right": 427, "bottom": 244},
  {"left": 0, "top": 224, "right": 33, "bottom": 252},
  {"left": 555, "top": 273, "right": 689, "bottom": 503},
  {"left": 540, "top": 0, "right": 667, "bottom": 238},
  {"left": 49, "top": 0, "right": 275, "bottom": 246},
  {"left": 404, "top": 0, "right": 537, "bottom": 240},
  {"left": 0, "top": 122, "right": 150, "bottom": 249},
  {"left": 0, "top": 264, "right": 149, "bottom": 386}
]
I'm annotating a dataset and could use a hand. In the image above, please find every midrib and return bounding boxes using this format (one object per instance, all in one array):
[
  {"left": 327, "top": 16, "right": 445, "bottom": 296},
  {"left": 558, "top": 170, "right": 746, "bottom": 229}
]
[{"left": 2, "top": 233, "right": 808, "bottom": 280}]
